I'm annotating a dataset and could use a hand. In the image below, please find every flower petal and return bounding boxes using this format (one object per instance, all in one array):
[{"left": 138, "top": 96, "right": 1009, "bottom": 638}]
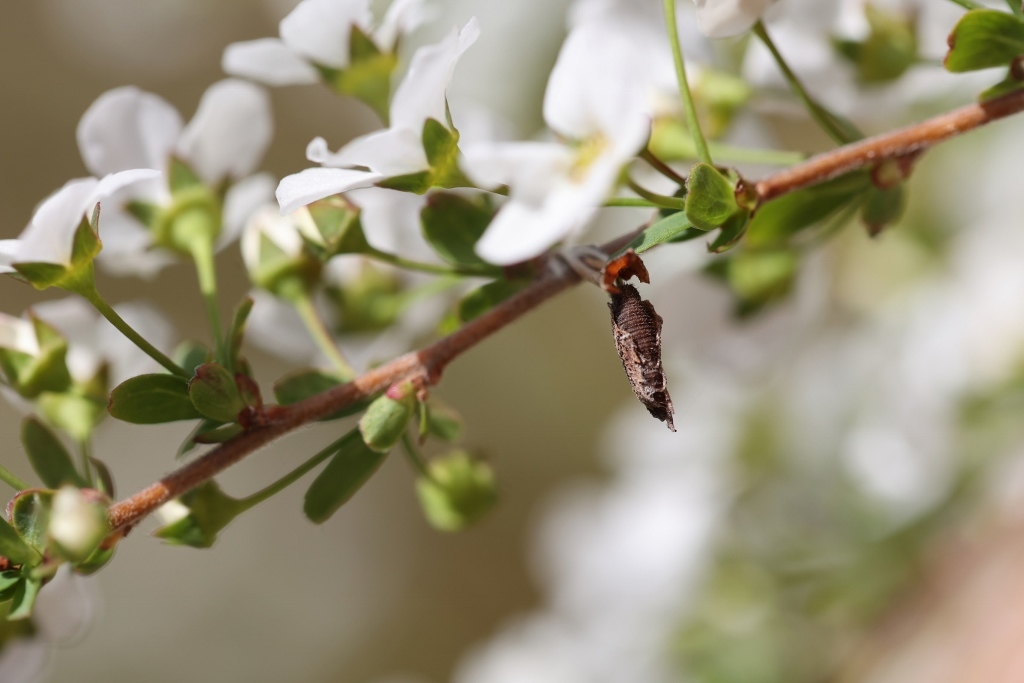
[
  {"left": 461, "top": 141, "right": 573, "bottom": 201},
  {"left": 389, "top": 17, "right": 480, "bottom": 130},
  {"left": 221, "top": 172, "right": 277, "bottom": 248},
  {"left": 11, "top": 178, "right": 99, "bottom": 267},
  {"left": 279, "top": 0, "right": 373, "bottom": 69},
  {"left": 76, "top": 87, "right": 182, "bottom": 177},
  {"left": 691, "top": 0, "right": 776, "bottom": 38},
  {"left": 276, "top": 167, "right": 383, "bottom": 215},
  {"left": 312, "top": 127, "right": 428, "bottom": 176},
  {"left": 346, "top": 186, "right": 431, "bottom": 257},
  {"left": 176, "top": 79, "right": 273, "bottom": 185},
  {"left": 374, "top": 0, "right": 434, "bottom": 50},
  {"left": 222, "top": 38, "right": 320, "bottom": 86}
]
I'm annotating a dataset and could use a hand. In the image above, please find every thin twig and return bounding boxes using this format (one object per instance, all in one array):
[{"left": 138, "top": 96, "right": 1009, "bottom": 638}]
[
  {"left": 106, "top": 86, "right": 1024, "bottom": 534},
  {"left": 755, "top": 88, "right": 1024, "bottom": 203}
]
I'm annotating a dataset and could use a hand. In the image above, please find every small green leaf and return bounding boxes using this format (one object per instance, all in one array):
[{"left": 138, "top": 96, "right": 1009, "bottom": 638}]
[
  {"left": 860, "top": 185, "right": 906, "bottom": 236},
  {"left": 173, "top": 341, "right": 211, "bottom": 376},
  {"left": 154, "top": 480, "right": 245, "bottom": 549},
  {"left": 420, "top": 193, "right": 498, "bottom": 269},
  {"left": 416, "top": 452, "right": 497, "bottom": 532},
  {"left": 74, "top": 544, "right": 116, "bottom": 576},
  {"left": 36, "top": 391, "right": 106, "bottom": 443},
  {"left": 6, "top": 576, "right": 40, "bottom": 620},
  {"left": 620, "top": 211, "right": 693, "bottom": 255},
  {"left": 307, "top": 198, "right": 371, "bottom": 257},
  {"left": 89, "top": 457, "right": 115, "bottom": 497},
  {"left": 304, "top": 430, "right": 388, "bottom": 524},
  {"left": 177, "top": 419, "right": 227, "bottom": 458},
  {"left": 0, "top": 518, "right": 39, "bottom": 567},
  {"left": 325, "top": 25, "right": 398, "bottom": 123},
  {"left": 746, "top": 172, "right": 871, "bottom": 248},
  {"left": 708, "top": 211, "right": 751, "bottom": 254},
  {"left": 227, "top": 297, "right": 253, "bottom": 372},
  {"left": 10, "top": 490, "right": 52, "bottom": 554},
  {"left": 188, "top": 363, "right": 246, "bottom": 423},
  {"left": 945, "top": 9, "right": 1024, "bottom": 72},
  {"left": 686, "top": 163, "right": 740, "bottom": 232},
  {"left": 168, "top": 157, "right": 204, "bottom": 193},
  {"left": 359, "top": 383, "right": 415, "bottom": 453},
  {"left": 21, "top": 417, "right": 88, "bottom": 489},
  {"left": 457, "top": 279, "right": 530, "bottom": 324},
  {"left": 0, "top": 570, "right": 20, "bottom": 597},
  {"left": 727, "top": 250, "right": 799, "bottom": 304},
  {"left": 108, "top": 374, "right": 202, "bottom": 424},
  {"left": 979, "top": 65, "right": 1024, "bottom": 100},
  {"left": 424, "top": 401, "right": 463, "bottom": 443}
]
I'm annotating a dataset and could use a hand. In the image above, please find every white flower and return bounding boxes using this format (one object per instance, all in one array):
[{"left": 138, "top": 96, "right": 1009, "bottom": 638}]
[
  {"left": 276, "top": 18, "right": 479, "bottom": 215},
  {"left": 223, "top": 0, "right": 432, "bottom": 86},
  {"left": 48, "top": 487, "right": 109, "bottom": 561},
  {"left": 464, "top": 20, "right": 653, "bottom": 265},
  {"left": 241, "top": 205, "right": 318, "bottom": 275},
  {"left": 0, "top": 171, "right": 158, "bottom": 276},
  {"left": 691, "top": 0, "right": 777, "bottom": 38},
  {"left": 75, "top": 80, "right": 275, "bottom": 277}
]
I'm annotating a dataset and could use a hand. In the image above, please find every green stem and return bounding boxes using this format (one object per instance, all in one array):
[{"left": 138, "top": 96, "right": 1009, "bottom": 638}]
[
  {"left": 80, "top": 286, "right": 190, "bottom": 378},
  {"left": 79, "top": 440, "right": 93, "bottom": 483},
  {"left": 400, "top": 432, "right": 433, "bottom": 481},
  {"left": 290, "top": 287, "right": 355, "bottom": 381},
  {"left": 366, "top": 248, "right": 494, "bottom": 277},
  {"left": 753, "top": 22, "right": 859, "bottom": 145},
  {"left": 236, "top": 435, "right": 345, "bottom": 511},
  {"left": 0, "top": 464, "right": 29, "bottom": 491},
  {"left": 189, "top": 238, "right": 226, "bottom": 365},
  {"left": 641, "top": 149, "right": 687, "bottom": 185},
  {"left": 707, "top": 142, "right": 806, "bottom": 167},
  {"left": 604, "top": 198, "right": 662, "bottom": 208},
  {"left": 663, "top": 0, "right": 712, "bottom": 165},
  {"left": 628, "top": 180, "right": 689, "bottom": 211}
]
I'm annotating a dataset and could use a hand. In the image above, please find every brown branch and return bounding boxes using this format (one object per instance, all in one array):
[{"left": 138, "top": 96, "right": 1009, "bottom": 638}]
[
  {"left": 106, "top": 86, "right": 1024, "bottom": 534},
  {"left": 755, "top": 88, "right": 1024, "bottom": 203}
]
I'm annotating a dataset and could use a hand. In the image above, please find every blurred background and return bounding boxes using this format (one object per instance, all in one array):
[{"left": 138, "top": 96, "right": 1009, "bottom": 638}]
[{"left": 3, "top": 0, "right": 1024, "bottom": 681}]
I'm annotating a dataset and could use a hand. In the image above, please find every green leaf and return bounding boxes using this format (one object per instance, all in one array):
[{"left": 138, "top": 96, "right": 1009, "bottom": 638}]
[
  {"left": 359, "top": 384, "right": 415, "bottom": 453},
  {"left": 6, "top": 576, "right": 40, "bottom": 620},
  {"left": 168, "top": 157, "right": 204, "bottom": 193},
  {"left": 21, "top": 417, "right": 88, "bottom": 489},
  {"left": 304, "top": 430, "right": 388, "bottom": 524},
  {"left": 945, "top": 9, "right": 1024, "bottom": 72},
  {"left": 727, "top": 250, "right": 799, "bottom": 305},
  {"left": 108, "top": 374, "right": 202, "bottom": 424},
  {"left": 834, "top": 4, "right": 917, "bottom": 83},
  {"left": 0, "top": 570, "right": 20, "bottom": 597},
  {"left": 307, "top": 198, "right": 371, "bottom": 256},
  {"left": 746, "top": 172, "right": 871, "bottom": 248},
  {"left": 980, "top": 67, "right": 1024, "bottom": 100},
  {"left": 74, "top": 544, "right": 116, "bottom": 576},
  {"left": 686, "top": 163, "right": 740, "bottom": 231},
  {"left": 325, "top": 25, "right": 398, "bottom": 123},
  {"left": 416, "top": 451, "right": 498, "bottom": 532},
  {"left": 457, "top": 279, "right": 530, "bottom": 324},
  {"left": 89, "top": 457, "right": 115, "bottom": 497},
  {"left": 424, "top": 401, "right": 463, "bottom": 443},
  {"left": 420, "top": 193, "right": 498, "bottom": 269},
  {"left": 36, "top": 391, "right": 106, "bottom": 443},
  {"left": 619, "top": 211, "right": 693, "bottom": 255},
  {"left": 0, "top": 518, "right": 39, "bottom": 567},
  {"left": 154, "top": 480, "right": 245, "bottom": 549},
  {"left": 708, "top": 211, "right": 751, "bottom": 254},
  {"left": 10, "top": 490, "right": 52, "bottom": 554},
  {"left": 861, "top": 185, "right": 906, "bottom": 236},
  {"left": 188, "top": 363, "right": 246, "bottom": 423},
  {"left": 173, "top": 341, "right": 211, "bottom": 376},
  {"left": 227, "top": 297, "right": 253, "bottom": 373},
  {"left": 274, "top": 368, "right": 368, "bottom": 421}
]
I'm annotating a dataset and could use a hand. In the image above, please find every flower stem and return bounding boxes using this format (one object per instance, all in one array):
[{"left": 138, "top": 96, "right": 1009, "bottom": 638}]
[
  {"left": 80, "top": 286, "right": 190, "bottom": 379},
  {"left": 753, "top": 22, "right": 859, "bottom": 145},
  {"left": 641, "top": 149, "right": 687, "bottom": 185},
  {"left": 235, "top": 435, "right": 347, "bottom": 511},
  {"left": 604, "top": 198, "right": 662, "bottom": 208},
  {"left": 400, "top": 432, "right": 432, "bottom": 481},
  {"left": 628, "top": 180, "right": 688, "bottom": 211},
  {"left": 189, "top": 238, "right": 226, "bottom": 366},
  {"left": 79, "top": 439, "right": 93, "bottom": 483},
  {"left": 663, "top": 0, "right": 712, "bottom": 165},
  {"left": 290, "top": 287, "right": 355, "bottom": 380},
  {"left": 366, "top": 248, "right": 494, "bottom": 277},
  {"left": 0, "top": 464, "right": 29, "bottom": 491}
]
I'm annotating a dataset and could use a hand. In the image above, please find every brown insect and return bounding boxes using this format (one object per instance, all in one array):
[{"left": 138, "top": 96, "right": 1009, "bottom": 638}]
[{"left": 603, "top": 251, "right": 675, "bottom": 432}]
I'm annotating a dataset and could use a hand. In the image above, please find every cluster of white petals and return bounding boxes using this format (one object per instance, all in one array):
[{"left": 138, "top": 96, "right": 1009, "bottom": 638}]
[
  {"left": 75, "top": 79, "right": 274, "bottom": 277},
  {"left": 691, "top": 0, "right": 777, "bottom": 38},
  {"left": 223, "top": 0, "right": 432, "bottom": 86},
  {"left": 276, "top": 18, "right": 480, "bottom": 216}
]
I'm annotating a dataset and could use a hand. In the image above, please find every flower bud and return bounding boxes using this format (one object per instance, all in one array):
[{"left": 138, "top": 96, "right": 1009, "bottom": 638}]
[
  {"left": 416, "top": 451, "right": 497, "bottom": 531},
  {"left": 241, "top": 206, "right": 322, "bottom": 297},
  {"left": 359, "top": 381, "right": 416, "bottom": 452},
  {"left": 49, "top": 487, "right": 110, "bottom": 562}
]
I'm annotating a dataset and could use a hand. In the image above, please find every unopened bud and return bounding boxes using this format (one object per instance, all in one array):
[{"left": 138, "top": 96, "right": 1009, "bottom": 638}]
[{"left": 49, "top": 487, "right": 110, "bottom": 562}]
